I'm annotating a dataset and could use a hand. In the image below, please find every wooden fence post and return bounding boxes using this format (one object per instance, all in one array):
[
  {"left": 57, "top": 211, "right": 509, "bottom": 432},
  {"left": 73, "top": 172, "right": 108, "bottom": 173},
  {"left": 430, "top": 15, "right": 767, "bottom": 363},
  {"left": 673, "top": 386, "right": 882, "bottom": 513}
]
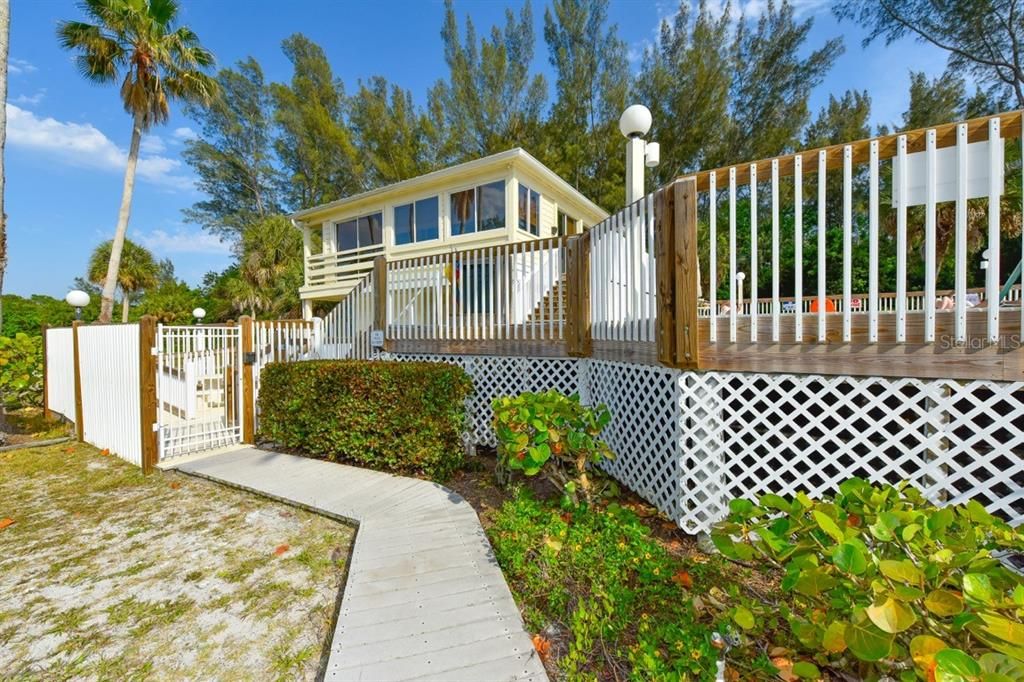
[
  {"left": 41, "top": 324, "right": 50, "bottom": 420},
  {"left": 372, "top": 255, "right": 388, "bottom": 351},
  {"left": 655, "top": 187, "right": 676, "bottom": 366},
  {"left": 71, "top": 320, "right": 84, "bottom": 442},
  {"left": 138, "top": 316, "right": 158, "bottom": 473},
  {"left": 565, "top": 232, "right": 592, "bottom": 357},
  {"left": 240, "top": 315, "right": 255, "bottom": 444},
  {"left": 675, "top": 178, "right": 700, "bottom": 369}
]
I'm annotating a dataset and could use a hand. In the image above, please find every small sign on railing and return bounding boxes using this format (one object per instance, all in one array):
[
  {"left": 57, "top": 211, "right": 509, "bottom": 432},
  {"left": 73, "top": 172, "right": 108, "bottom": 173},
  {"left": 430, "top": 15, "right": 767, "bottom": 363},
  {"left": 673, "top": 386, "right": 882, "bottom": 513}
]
[
  {"left": 370, "top": 329, "right": 385, "bottom": 348},
  {"left": 892, "top": 139, "right": 1002, "bottom": 208}
]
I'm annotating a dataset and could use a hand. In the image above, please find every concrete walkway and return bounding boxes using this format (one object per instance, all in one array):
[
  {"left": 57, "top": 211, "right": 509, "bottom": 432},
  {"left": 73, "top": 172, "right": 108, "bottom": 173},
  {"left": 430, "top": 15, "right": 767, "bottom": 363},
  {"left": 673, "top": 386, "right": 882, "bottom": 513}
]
[{"left": 173, "top": 448, "right": 547, "bottom": 682}]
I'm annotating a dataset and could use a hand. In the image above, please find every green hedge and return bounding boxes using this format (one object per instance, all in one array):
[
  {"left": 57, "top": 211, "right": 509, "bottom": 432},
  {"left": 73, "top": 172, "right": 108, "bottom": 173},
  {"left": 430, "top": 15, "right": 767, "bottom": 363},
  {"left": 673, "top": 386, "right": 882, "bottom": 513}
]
[{"left": 257, "top": 360, "right": 473, "bottom": 480}]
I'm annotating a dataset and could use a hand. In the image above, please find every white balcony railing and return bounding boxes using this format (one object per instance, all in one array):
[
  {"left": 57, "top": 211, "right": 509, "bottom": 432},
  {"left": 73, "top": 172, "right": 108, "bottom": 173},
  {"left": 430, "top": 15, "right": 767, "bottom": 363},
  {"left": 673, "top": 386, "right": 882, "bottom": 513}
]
[{"left": 305, "top": 243, "right": 385, "bottom": 290}]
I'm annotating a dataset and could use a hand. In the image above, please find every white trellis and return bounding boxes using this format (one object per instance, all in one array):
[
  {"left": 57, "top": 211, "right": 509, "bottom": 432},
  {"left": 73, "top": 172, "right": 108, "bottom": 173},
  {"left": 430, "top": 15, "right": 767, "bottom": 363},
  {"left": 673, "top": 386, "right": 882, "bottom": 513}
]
[{"left": 385, "top": 353, "right": 1024, "bottom": 533}]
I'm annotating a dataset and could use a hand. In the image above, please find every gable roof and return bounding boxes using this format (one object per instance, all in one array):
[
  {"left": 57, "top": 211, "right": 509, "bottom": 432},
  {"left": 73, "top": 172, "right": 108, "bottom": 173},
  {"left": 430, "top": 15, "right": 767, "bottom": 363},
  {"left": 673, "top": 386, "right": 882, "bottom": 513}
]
[{"left": 289, "top": 148, "right": 608, "bottom": 225}]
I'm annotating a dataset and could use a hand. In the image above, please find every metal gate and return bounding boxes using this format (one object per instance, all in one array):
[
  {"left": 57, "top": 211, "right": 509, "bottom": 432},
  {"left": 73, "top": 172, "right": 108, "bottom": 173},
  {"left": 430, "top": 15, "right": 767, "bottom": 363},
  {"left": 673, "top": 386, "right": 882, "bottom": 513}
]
[{"left": 154, "top": 324, "right": 243, "bottom": 460}]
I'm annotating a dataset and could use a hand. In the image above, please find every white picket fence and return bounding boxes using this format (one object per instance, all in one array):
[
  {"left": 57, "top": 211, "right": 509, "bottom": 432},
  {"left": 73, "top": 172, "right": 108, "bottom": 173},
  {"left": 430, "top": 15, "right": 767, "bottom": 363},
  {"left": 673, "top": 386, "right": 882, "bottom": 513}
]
[
  {"left": 44, "top": 327, "right": 76, "bottom": 423},
  {"left": 386, "top": 238, "right": 568, "bottom": 341},
  {"left": 320, "top": 272, "right": 375, "bottom": 359},
  {"left": 590, "top": 194, "right": 658, "bottom": 342},
  {"left": 76, "top": 324, "right": 143, "bottom": 466}
]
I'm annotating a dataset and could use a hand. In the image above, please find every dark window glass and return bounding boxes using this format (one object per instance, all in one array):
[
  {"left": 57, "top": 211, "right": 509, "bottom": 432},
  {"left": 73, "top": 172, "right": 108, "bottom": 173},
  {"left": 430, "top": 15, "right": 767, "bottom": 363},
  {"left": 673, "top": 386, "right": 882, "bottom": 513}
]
[
  {"left": 479, "top": 180, "right": 505, "bottom": 231},
  {"left": 415, "top": 196, "right": 439, "bottom": 241},
  {"left": 450, "top": 189, "right": 476, "bottom": 235},
  {"left": 394, "top": 203, "right": 414, "bottom": 245},
  {"left": 518, "top": 184, "right": 529, "bottom": 232},
  {"left": 337, "top": 219, "right": 358, "bottom": 251},
  {"left": 556, "top": 210, "right": 577, "bottom": 236},
  {"left": 529, "top": 189, "right": 540, "bottom": 236},
  {"left": 357, "top": 213, "right": 382, "bottom": 246}
]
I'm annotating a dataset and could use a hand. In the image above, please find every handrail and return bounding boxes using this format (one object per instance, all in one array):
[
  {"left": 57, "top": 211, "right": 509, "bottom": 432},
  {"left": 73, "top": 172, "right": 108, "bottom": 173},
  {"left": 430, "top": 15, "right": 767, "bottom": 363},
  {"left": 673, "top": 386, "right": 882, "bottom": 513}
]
[{"left": 691, "top": 110, "right": 1023, "bottom": 192}]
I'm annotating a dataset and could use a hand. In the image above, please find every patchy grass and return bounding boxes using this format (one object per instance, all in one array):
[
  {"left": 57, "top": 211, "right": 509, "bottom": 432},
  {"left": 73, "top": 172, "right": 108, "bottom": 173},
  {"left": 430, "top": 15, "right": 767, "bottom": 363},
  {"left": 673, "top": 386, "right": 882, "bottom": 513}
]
[{"left": 0, "top": 441, "right": 354, "bottom": 680}]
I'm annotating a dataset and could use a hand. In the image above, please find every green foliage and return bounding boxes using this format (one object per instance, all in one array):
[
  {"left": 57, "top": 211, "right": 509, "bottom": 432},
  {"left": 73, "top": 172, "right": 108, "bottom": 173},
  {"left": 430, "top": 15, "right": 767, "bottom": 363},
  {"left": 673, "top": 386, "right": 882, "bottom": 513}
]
[
  {"left": 270, "top": 34, "right": 362, "bottom": 209},
  {"left": 88, "top": 239, "right": 160, "bottom": 323},
  {"left": 256, "top": 360, "right": 473, "bottom": 480},
  {"left": 711, "top": 479, "right": 1024, "bottom": 680},
  {"left": 183, "top": 57, "right": 283, "bottom": 239},
  {"left": 490, "top": 491, "right": 723, "bottom": 680},
  {"left": 492, "top": 390, "right": 613, "bottom": 504},
  {"left": 131, "top": 280, "right": 203, "bottom": 324},
  {"left": 1, "top": 294, "right": 96, "bottom": 336},
  {"left": 0, "top": 334, "right": 43, "bottom": 409},
  {"left": 434, "top": 0, "right": 548, "bottom": 159}
]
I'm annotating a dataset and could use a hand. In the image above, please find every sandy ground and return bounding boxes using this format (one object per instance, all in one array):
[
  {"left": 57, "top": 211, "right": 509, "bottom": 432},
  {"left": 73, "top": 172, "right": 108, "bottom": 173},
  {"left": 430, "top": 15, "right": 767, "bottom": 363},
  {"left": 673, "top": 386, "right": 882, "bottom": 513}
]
[{"left": 0, "top": 441, "right": 354, "bottom": 680}]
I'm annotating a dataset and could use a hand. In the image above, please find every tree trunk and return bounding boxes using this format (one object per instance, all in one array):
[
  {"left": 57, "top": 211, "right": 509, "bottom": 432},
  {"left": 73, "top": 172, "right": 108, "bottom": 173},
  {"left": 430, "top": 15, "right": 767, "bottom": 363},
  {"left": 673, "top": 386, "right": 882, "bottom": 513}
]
[
  {"left": 0, "top": 0, "right": 10, "bottom": 333},
  {"left": 121, "top": 292, "right": 130, "bottom": 323},
  {"left": 99, "top": 110, "right": 144, "bottom": 323}
]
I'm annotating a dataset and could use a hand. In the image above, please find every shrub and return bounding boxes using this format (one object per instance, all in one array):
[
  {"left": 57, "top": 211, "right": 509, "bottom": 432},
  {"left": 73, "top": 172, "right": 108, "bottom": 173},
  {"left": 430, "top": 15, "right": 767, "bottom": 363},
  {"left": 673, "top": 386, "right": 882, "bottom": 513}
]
[
  {"left": 492, "top": 390, "right": 613, "bottom": 504},
  {"left": 710, "top": 478, "right": 1024, "bottom": 681},
  {"left": 489, "top": 490, "right": 732, "bottom": 680},
  {"left": 0, "top": 334, "right": 43, "bottom": 409},
  {"left": 257, "top": 360, "right": 473, "bottom": 480}
]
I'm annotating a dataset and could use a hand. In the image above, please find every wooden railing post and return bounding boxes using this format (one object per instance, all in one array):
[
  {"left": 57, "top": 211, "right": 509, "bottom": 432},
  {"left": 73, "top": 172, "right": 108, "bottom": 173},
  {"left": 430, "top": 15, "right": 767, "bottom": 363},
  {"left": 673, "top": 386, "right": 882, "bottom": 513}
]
[
  {"left": 71, "top": 320, "right": 84, "bottom": 442},
  {"left": 675, "top": 178, "right": 700, "bottom": 369},
  {"left": 372, "top": 255, "right": 388, "bottom": 351},
  {"left": 138, "top": 316, "right": 158, "bottom": 473},
  {"left": 655, "top": 179, "right": 700, "bottom": 369},
  {"left": 655, "top": 187, "right": 676, "bottom": 366},
  {"left": 239, "top": 315, "right": 255, "bottom": 444},
  {"left": 565, "top": 233, "right": 592, "bottom": 357}
]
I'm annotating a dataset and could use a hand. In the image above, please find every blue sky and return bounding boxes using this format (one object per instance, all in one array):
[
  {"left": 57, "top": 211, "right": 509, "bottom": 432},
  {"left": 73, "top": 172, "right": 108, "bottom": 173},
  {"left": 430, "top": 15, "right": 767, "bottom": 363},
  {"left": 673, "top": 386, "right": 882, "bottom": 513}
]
[{"left": 5, "top": 0, "right": 950, "bottom": 298}]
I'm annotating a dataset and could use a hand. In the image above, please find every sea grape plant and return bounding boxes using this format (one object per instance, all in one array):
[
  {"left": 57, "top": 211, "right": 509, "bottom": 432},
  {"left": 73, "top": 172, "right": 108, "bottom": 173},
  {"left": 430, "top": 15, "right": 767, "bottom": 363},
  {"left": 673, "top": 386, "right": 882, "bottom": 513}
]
[
  {"left": 492, "top": 390, "right": 613, "bottom": 504},
  {"left": 710, "top": 478, "right": 1024, "bottom": 681}
]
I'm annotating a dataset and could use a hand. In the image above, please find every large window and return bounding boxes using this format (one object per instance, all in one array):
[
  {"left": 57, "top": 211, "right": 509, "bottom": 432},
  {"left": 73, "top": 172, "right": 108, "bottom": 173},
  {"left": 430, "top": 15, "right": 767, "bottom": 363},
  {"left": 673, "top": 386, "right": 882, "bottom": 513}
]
[
  {"left": 450, "top": 180, "right": 505, "bottom": 235},
  {"left": 518, "top": 183, "right": 540, "bottom": 236},
  {"left": 394, "top": 196, "right": 439, "bottom": 245},
  {"left": 336, "top": 212, "right": 382, "bottom": 251}
]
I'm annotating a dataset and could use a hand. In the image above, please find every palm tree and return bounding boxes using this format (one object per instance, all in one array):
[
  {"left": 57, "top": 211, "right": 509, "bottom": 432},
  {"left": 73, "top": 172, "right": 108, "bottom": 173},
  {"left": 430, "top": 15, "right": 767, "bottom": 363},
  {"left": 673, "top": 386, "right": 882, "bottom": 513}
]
[
  {"left": 57, "top": 0, "right": 217, "bottom": 322},
  {"left": 87, "top": 239, "right": 159, "bottom": 322},
  {"left": 0, "top": 0, "right": 10, "bottom": 332},
  {"left": 236, "top": 215, "right": 304, "bottom": 318}
]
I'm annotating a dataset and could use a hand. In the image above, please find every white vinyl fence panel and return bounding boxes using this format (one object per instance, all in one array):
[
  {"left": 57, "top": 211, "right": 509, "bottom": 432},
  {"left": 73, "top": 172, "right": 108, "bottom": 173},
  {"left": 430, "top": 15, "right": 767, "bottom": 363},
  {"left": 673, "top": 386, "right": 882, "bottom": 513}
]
[
  {"left": 77, "top": 324, "right": 142, "bottom": 466},
  {"left": 45, "top": 327, "right": 76, "bottom": 423}
]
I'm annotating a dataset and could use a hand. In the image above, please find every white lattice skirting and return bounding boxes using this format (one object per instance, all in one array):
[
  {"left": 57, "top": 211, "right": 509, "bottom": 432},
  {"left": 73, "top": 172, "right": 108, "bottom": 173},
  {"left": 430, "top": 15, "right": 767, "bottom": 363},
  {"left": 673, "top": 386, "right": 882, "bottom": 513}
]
[{"left": 386, "top": 353, "right": 1024, "bottom": 533}]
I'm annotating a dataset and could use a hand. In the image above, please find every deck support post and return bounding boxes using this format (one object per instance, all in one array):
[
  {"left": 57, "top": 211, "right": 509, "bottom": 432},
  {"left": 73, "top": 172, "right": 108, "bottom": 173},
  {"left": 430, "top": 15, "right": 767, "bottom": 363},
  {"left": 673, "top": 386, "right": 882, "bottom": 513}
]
[
  {"left": 240, "top": 315, "right": 255, "bottom": 444},
  {"left": 565, "top": 233, "right": 592, "bottom": 357},
  {"left": 372, "top": 255, "right": 389, "bottom": 352},
  {"left": 655, "top": 179, "right": 700, "bottom": 370},
  {"left": 138, "top": 316, "right": 158, "bottom": 473}
]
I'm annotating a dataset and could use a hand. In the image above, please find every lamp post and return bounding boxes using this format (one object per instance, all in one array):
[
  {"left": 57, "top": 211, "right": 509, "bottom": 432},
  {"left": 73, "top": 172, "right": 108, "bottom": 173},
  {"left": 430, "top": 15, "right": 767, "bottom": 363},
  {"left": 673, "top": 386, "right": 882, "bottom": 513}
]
[
  {"left": 619, "top": 104, "right": 660, "bottom": 204},
  {"left": 65, "top": 290, "right": 90, "bottom": 321},
  {"left": 192, "top": 307, "right": 206, "bottom": 325}
]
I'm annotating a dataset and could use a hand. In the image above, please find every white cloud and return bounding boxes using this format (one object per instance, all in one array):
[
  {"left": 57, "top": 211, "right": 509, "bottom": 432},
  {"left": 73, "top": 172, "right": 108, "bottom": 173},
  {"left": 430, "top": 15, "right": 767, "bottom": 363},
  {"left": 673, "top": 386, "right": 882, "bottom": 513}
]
[
  {"left": 140, "top": 133, "right": 166, "bottom": 154},
  {"left": 9, "top": 58, "right": 37, "bottom": 75},
  {"left": 136, "top": 227, "right": 232, "bottom": 255},
  {"left": 5, "top": 104, "right": 194, "bottom": 191},
  {"left": 172, "top": 126, "right": 198, "bottom": 141},
  {"left": 13, "top": 89, "right": 46, "bottom": 106}
]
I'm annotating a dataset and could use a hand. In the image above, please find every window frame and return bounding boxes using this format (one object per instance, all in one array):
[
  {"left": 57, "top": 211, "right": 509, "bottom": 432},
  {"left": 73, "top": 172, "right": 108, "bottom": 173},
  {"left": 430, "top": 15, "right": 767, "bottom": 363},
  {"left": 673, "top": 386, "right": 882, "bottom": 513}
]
[
  {"left": 393, "top": 194, "right": 441, "bottom": 247},
  {"left": 517, "top": 182, "right": 541, "bottom": 237},
  {"left": 447, "top": 178, "right": 507, "bottom": 239},
  {"left": 334, "top": 210, "right": 384, "bottom": 252}
]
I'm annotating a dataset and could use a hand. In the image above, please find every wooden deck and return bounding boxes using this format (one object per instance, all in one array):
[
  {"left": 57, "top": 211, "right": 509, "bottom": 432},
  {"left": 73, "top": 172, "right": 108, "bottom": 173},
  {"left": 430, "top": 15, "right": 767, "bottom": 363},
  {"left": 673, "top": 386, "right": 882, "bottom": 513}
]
[{"left": 174, "top": 448, "right": 547, "bottom": 682}]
